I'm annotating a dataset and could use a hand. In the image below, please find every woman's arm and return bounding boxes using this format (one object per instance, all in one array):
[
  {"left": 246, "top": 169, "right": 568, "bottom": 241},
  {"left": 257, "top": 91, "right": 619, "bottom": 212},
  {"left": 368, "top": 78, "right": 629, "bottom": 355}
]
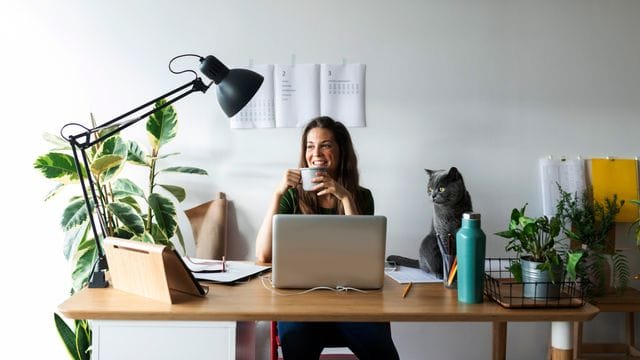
[{"left": 255, "top": 169, "right": 301, "bottom": 263}]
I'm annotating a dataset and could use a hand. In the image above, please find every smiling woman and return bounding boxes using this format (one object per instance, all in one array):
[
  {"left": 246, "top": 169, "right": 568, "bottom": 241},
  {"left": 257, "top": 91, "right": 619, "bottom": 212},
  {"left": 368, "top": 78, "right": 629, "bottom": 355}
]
[{"left": 253, "top": 116, "right": 398, "bottom": 360}]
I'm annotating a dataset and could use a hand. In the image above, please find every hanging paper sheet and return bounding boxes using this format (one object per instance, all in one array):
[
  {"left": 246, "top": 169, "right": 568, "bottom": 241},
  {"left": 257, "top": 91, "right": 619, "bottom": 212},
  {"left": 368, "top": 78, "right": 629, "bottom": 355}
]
[
  {"left": 591, "top": 158, "right": 639, "bottom": 222},
  {"left": 320, "top": 64, "right": 366, "bottom": 127},
  {"left": 539, "top": 158, "right": 587, "bottom": 217},
  {"left": 274, "top": 64, "right": 321, "bottom": 128}
]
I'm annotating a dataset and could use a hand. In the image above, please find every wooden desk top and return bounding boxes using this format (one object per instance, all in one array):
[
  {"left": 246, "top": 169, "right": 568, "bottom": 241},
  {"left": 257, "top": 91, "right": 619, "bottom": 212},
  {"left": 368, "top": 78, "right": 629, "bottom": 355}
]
[{"left": 59, "top": 276, "right": 598, "bottom": 322}]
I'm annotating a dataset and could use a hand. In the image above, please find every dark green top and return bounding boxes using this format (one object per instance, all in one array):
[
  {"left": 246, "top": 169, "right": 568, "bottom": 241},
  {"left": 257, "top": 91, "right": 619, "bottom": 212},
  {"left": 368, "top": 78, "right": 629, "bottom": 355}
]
[{"left": 279, "top": 187, "right": 374, "bottom": 215}]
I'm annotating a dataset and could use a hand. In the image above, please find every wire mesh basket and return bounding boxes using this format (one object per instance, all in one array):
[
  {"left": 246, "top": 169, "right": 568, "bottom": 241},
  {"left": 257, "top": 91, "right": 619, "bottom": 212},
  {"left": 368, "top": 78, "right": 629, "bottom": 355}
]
[{"left": 483, "top": 258, "right": 585, "bottom": 308}]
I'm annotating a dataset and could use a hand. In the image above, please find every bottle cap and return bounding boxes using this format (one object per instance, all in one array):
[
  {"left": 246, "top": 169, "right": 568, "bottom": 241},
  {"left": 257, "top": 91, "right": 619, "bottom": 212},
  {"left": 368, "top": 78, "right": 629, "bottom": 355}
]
[{"left": 462, "top": 212, "right": 480, "bottom": 220}]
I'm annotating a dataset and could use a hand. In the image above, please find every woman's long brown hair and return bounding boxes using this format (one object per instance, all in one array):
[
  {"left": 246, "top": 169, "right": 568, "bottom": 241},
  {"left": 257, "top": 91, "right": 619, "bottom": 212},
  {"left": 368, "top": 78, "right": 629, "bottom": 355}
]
[{"left": 296, "top": 117, "right": 361, "bottom": 214}]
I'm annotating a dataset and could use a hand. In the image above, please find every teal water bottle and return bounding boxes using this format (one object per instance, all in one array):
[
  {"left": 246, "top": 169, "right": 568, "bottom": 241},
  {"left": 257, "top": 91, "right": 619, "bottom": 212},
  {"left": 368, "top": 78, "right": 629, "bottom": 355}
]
[{"left": 456, "top": 212, "right": 486, "bottom": 304}]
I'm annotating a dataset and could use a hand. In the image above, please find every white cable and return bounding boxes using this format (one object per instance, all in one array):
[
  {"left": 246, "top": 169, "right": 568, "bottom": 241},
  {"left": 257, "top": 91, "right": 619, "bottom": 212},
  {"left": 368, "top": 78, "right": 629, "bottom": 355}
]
[{"left": 259, "top": 275, "right": 372, "bottom": 295}]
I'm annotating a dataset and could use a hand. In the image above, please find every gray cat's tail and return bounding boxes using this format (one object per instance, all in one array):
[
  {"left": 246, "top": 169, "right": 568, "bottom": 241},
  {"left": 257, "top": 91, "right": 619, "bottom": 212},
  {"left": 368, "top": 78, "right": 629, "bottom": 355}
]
[{"left": 386, "top": 255, "right": 419, "bottom": 268}]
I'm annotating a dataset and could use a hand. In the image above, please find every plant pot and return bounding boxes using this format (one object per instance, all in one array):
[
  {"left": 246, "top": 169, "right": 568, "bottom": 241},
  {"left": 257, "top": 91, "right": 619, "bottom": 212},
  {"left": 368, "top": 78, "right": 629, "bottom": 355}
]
[{"left": 521, "top": 258, "right": 563, "bottom": 299}]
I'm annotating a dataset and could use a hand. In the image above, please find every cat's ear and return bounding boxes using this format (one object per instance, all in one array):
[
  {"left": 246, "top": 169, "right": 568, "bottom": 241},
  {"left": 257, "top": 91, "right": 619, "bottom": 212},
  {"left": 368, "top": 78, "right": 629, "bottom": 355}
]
[
  {"left": 425, "top": 169, "right": 434, "bottom": 177},
  {"left": 447, "top": 167, "right": 460, "bottom": 178}
]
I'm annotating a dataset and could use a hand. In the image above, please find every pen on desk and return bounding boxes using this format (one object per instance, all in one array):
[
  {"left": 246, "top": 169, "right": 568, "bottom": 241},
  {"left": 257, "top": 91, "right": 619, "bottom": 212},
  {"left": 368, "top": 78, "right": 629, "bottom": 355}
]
[{"left": 402, "top": 282, "right": 413, "bottom": 298}]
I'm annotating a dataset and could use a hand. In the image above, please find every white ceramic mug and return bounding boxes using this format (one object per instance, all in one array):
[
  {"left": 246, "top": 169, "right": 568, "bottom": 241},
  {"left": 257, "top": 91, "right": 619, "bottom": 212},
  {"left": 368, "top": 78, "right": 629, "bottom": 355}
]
[{"left": 300, "top": 167, "right": 326, "bottom": 191}]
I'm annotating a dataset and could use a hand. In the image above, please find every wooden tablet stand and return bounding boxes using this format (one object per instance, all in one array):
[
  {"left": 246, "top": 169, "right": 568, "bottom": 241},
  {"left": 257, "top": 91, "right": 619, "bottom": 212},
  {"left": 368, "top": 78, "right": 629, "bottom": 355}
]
[{"left": 103, "top": 237, "right": 207, "bottom": 304}]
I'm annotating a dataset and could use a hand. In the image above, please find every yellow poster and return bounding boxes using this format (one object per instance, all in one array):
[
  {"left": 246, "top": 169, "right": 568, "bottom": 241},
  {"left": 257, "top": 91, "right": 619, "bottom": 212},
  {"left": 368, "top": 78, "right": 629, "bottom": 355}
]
[{"left": 591, "top": 158, "right": 639, "bottom": 222}]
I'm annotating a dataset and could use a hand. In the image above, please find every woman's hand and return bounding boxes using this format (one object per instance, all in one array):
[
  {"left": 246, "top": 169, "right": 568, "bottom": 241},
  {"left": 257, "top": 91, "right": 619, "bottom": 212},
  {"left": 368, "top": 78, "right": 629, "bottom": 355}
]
[
  {"left": 312, "top": 171, "right": 352, "bottom": 202},
  {"left": 276, "top": 169, "right": 302, "bottom": 195}
]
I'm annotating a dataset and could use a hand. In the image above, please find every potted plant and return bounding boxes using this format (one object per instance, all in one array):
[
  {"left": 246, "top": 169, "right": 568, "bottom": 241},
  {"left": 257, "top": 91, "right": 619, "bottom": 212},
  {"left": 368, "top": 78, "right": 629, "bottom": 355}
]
[
  {"left": 35, "top": 100, "right": 207, "bottom": 359},
  {"left": 555, "top": 185, "right": 629, "bottom": 297},
  {"left": 496, "top": 204, "right": 583, "bottom": 299}
]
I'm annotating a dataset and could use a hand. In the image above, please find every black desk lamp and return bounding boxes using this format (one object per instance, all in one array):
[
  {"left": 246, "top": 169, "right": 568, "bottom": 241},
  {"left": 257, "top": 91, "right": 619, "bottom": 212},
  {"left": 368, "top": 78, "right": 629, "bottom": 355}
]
[{"left": 60, "top": 54, "right": 263, "bottom": 288}]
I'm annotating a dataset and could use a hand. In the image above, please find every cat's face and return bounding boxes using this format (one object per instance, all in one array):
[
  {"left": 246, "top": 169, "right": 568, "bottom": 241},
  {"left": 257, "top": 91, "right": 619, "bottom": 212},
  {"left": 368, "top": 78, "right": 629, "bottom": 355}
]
[{"left": 425, "top": 167, "right": 465, "bottom": 205}]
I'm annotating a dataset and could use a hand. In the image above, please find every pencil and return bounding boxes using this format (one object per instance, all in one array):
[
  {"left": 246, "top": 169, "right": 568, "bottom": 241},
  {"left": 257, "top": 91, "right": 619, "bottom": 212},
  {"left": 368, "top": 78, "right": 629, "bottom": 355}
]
[
  {"left": 447, "top": 257, "right": 458, "bottom": 286},
  {"left": 402, "top": 282, "right": 413, "bottom": 298}
]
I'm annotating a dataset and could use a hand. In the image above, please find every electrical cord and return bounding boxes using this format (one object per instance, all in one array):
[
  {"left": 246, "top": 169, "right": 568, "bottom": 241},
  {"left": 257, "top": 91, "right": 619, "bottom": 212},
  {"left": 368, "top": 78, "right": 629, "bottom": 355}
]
[
  {"left": 259, "top": 274, "right": 371, "bottom": 296},
  {"left": 168, "top": 53, "right": 202, "bottom": 79}
]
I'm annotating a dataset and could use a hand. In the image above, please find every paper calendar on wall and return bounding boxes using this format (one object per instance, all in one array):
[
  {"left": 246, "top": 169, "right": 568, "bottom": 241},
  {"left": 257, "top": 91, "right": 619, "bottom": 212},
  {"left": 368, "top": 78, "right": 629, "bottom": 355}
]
[{"left": 230, "top": 63, "right": 366, "bottom": 128}]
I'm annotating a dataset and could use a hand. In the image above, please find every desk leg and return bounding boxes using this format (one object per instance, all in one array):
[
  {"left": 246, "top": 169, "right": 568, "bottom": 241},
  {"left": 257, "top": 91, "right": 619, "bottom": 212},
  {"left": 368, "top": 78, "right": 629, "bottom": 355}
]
[
  {"left": 550, "top": 321, "right": 573, "bottom": 360},
  {"left": 572, "top": 321, "right": 582, "bottom": 360},
  {"left": 492, "top": 321, "right": 507, "bottom": 360},
  {"left": 628, "top": 312, "right": 640, "bottom": 357}
]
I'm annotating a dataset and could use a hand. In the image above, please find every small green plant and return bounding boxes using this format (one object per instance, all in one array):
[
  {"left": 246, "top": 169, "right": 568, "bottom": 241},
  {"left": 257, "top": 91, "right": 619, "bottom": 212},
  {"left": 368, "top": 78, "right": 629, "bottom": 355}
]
[
  {"left": 35, "top": 100, "right": 207, "bottom": 359},
  {"left": 496, "top": 204, "right": 583, "bottom": 283},
  {"left": 54, "top": 314, "right": 90, "bottom": 360},
  {"left": 555, "top": 185, "right": 629, "bottom": 296}
]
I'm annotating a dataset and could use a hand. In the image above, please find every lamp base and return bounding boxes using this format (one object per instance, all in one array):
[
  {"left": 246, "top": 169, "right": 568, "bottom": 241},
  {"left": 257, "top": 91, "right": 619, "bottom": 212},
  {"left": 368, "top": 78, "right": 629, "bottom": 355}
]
[{"left": 88, "top": 271, "right": 109, "bottom": 288}]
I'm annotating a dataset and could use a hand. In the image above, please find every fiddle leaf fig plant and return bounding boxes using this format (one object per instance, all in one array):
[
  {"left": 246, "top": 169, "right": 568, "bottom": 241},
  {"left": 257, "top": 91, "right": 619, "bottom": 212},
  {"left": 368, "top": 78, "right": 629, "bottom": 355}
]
[{"left": 35, "top": 100, "right": 207, "bottom": 359}]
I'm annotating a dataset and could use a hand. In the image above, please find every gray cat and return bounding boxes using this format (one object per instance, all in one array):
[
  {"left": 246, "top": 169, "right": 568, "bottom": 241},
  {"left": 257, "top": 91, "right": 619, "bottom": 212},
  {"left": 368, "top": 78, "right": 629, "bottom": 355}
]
[{"left": 387, "top": 167, "right": 473, "bottom": 279}]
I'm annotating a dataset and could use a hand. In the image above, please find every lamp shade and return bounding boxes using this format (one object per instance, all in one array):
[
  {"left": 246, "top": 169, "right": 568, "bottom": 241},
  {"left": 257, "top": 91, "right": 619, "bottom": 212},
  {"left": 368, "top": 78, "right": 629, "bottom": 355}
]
[
  {"left": 216, "top": 69, "right": 264, "bottom": 117},
  {"left": 200, "top": 55, "right": 264, "bottom": 117}
]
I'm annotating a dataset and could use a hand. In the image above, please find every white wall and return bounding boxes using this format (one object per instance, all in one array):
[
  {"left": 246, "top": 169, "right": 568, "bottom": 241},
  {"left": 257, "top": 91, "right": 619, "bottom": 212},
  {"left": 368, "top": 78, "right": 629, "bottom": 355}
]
[{"left": 2, "top": 0, "right": 639, "bottom": 359}]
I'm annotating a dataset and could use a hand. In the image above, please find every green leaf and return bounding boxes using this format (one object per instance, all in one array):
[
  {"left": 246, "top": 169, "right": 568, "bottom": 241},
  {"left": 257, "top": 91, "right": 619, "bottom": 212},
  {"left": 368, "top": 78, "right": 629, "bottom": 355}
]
[
  {"left": 509, "top": 208, "right": 521, "bottom": 223},
  {"left": 147, "top": 99, "right": 177, "bottom": 150},
  {"left": 155, "top": 152, "right": 180, "bottom": 160},
  {"left": 63, "top": 222, "right": 89, "bottom": 261},
  {"left": 158, "top": 184, "right": 186, "bottom": 202},
  {"left": 108, "top": 202, "right": 145, "bottom": 235},
  {"left": 112, "top": 178, "right": 145, "bottom": 199},
  {"left": 174, "top": 224, "right": 186, "bottom": 254},
  {"left": 612, "top": 252, "right": 630, "bottom": 291},
  {"left": 131, "top": 231, "right": 155, "bottom": 244},
  {"left": 495, "top": 230, "right": 515, "bottom": 239},
  {"left": 71, "top": 236, "right": 97, "bottom": 292},
  {"left": 43, "top": 132, "right": 71, "bottom": 150},
  {"left": 75, "top": 320, "right": 91, "bottom": 360},
  {"left": 117, "top": 196, "right": 142, "bottom": 213},
  {"left": 126, "top": 141, "right": 148, "bottom": 166},
  {"left": 112, "top": 227, "right": 134, "bottom": 239},
  {"left": 90, "top": 154, "right": 123, "bottom": 179},
  {"left": 34, "top": 152, "right": 80, "bottom": 183},
  {"left": 45, "top": 183, "right": 66, "bottom": 201},
  {"left": 508, "top": 261, "right": 522, "bottom": 283},
  {"left": 566, "top": 251, "right": 584, "bottom": 281},
  {"left": 97, "top": 136, "right": 128, "bottom": 182},
  {"left": 61, "top": 198, "right": 89, "bottom": 231},
  {"left": 54, "top": 313, "right": 80, "bottom": 360},
  {"left": 159, "top": 166, "right": 208, "bottom": 175},
  {"left": 148, "top": 193, "right": 177, "bottom": 239}
]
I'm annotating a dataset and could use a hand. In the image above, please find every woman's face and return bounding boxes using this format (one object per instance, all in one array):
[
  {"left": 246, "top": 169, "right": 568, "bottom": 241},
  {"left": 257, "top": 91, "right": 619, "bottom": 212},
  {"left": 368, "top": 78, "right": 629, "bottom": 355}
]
[{"left": 305, "top": 127, "right": 340, "bottom": 176}]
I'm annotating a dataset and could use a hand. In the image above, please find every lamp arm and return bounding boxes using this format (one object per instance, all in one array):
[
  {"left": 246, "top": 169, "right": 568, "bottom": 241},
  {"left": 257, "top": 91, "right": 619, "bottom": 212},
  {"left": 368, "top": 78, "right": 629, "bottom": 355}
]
[{"left": 70, "top": 77, "right": 211, "bottom": 150}]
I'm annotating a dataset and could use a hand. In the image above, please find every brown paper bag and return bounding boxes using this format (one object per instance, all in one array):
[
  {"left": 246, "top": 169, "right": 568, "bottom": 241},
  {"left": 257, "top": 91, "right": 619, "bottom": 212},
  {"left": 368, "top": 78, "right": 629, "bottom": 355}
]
[{"left": 185, "top": 192, "right": 227, "bottom": 260}]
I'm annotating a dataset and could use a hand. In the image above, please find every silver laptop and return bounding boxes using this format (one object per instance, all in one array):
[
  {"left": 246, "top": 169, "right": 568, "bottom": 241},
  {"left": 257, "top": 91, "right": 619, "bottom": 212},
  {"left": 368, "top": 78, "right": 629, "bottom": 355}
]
[{"left": 271, "top": 214, "right": 387, "bottom": 289}]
